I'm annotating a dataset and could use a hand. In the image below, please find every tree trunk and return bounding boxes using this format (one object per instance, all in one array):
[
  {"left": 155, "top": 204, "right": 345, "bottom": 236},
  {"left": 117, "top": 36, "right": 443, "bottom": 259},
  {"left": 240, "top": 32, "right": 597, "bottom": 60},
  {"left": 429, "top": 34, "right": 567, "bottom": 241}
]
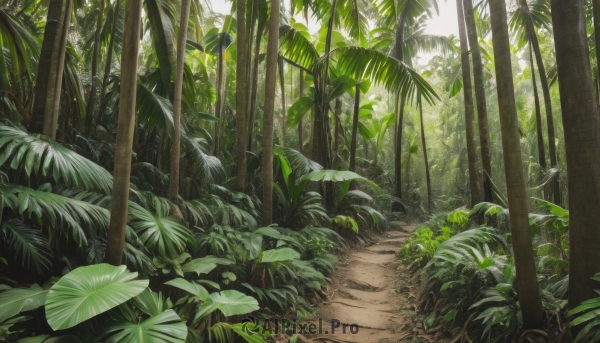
[
  {"left": 311, "top": 0, "right": 337, "bottom": 170},
  {"left": 168, "top": 0, "right": 191, "bottom": 212},
  {"left": 105, "top": 0, "right": 143, "bottom": 266},
  {"left": 30, "top": 0, "right": 72, "bottom": 139},
  {"left": 247, "top": 23, "right": 263, "bottom": 150},
  {"left": 550, "top": 0, "right": 600, "bottom": 315},
  {"left": 214, "top": 48, "right": 224, "bottom": 157},
  {"left": 405, "top": 142, "right": 411, "bottom": 193},
  {"left": 236, "top": 0, "right": 248, "bottom": 192},
  {"left": 419, "top": 99, "right": 431, "bottom": 213},
  {"left": 594, "top": 0, "right": 600, "bottom": 103},
  {"left": 522, "top": 0, "right": 560, "bottom": 205},
  {"left": 261, "top": 0, "right": 279, "bottom": 225},
  {"left": 529, "top": 43, "right": 546, "bottom": 170},
  {"left": 96, "top": 0, "right": 120, "bottom": 129},
  {"left": 489, "top": 0, "right": 542, "bottom": 329},
  {"left": 333, "top": 97, "right": 342, "bottom": 167},
  {"left": 463, "top": 0, "right": 493, "bottom": 202},
  {"left": 298, "top": 69, "right": 304, "bottom": 153},
  {"left": 278, "top": 55, "right": 286, "bottom": 146},
  {"left": 349, "top": 83, "right": 360, "bottom": 171},
  {"left": 85, "top": 0, "right": 105, "bottom": 134},
  {"left": 457, "top": 0, "right": 482, "bottom": 208},
  {"left": 392, "top": 95, "right": 405, "bottom": 212}
]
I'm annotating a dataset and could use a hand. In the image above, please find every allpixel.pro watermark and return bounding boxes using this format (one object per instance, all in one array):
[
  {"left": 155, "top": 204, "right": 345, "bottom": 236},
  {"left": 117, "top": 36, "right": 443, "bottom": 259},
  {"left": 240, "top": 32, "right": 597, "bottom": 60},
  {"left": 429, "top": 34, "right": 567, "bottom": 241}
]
[{"left": 241, "top": 316, "right": 360, "bottom": 336}]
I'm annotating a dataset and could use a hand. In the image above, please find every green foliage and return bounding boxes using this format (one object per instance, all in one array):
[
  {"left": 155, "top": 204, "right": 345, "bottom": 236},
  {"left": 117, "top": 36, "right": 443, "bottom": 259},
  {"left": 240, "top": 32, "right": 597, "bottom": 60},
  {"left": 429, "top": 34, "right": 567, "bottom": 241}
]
[
  {"left": 0, "top": 125, "right": 113, "bottom": 194},
  {"left": 45, "top": 264, "right": 149, "bottom": 330},
  {"left": 568, "top": 273, "right": 600, "bottom": 342},
  {"left": 397, "top": 225, "right": 453, "bottom": 265}
]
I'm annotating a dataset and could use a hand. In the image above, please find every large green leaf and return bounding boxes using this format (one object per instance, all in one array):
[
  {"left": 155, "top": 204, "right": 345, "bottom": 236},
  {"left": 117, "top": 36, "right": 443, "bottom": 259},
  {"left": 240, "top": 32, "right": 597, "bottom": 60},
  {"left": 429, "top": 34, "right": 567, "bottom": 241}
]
[
  {"left": 101, "top": 309, "right": 187, "bottom": 343},
  {"left": 165, "top": 278, "right": 209, "bottom": 301},
  {"left": 202, "top": 290, "right": 259, "bottom": 317},
  {"left": 260, "top": 248, "right": 301, "bottom": 263},
  {"left": 299, "top": 170, "right": 379, "bottom": 191},
  {"left": 0, "top": 284, "right": 47, "bottom": 323},
  {"left": 45, "top": 264, "right": 149, "bottom": 330},
  {"left": 128, "top": 202, "right": 192, "bottom": 258},
  {"left": 181, "top": 256, "right": 234, "bottom": 276}
]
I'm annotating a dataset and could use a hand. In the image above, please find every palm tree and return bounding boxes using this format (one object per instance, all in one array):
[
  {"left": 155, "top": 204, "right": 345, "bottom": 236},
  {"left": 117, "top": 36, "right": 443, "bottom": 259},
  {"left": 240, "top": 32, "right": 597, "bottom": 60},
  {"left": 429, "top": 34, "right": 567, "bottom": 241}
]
[
  {"left": 489, "top": 0, "right": 542, "bottom": 329},
  {"left": 247, "top": 10, "right": 267, "bottom": 151},
  {"left": 386, "top": 8, "right": 448, "bottom": 211},
  {"left": 85, "top": 0, "right": 106, "bottom": 134},
  {"left": 418, "top": 96, "right": 431, "bottom": 213},
  {"left": 462, "top": 0, "right": 492, "bottom": 202},
  {"left": 168, "top": 0, "right": 192, "bottom": 217},
  {"left": 529, "top": 44, "right": 546, "bottom": 171},
  {"left": 349, "top": 82, "right": 360, "bottom": 171},
  {"left": 30, "top": 0, "right": 73, "bottom": 139},
  {"left": 104, "top": 0, "right": 143, "bottom": 266},
  {"left": 298, "top": 69, "right": 305, "bottom": 153},
  {"left": 96, "top": 0, "right": 122, "bottom": 129},
  {"left": 510, "top": 0, "right": 559, "bottom": 204},
  {"left": 456, "top": 0, "right": 482, "bottom": 207},
  {"left": 549, "top": 0, "right": 600, "bottom": 315},
  {"left": 262, "top": 0, "right": 279, "bottom": 225},
  {"left": 236, "top": 0, "right": 248, "bottom": 192},
  {"left": 279, "top": 56, "right": 287, "bottom": 147},
  {"left": 595, "top": 0, "right": 600, "bottom": 97}
]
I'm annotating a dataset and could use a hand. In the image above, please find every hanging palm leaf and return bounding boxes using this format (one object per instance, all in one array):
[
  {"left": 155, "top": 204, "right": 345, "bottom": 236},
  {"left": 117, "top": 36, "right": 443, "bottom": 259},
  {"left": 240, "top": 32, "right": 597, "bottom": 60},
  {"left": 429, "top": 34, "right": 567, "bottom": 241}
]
[{"left": 0, "top": 125, "right": 113, "bottom": 194}]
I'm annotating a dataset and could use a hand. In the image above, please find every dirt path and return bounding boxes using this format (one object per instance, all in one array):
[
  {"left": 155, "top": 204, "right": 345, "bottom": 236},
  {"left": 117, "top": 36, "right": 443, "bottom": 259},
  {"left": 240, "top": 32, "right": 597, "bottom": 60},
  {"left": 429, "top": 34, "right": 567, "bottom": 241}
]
[{"left": 302, "top": 225, "right": 419, "bottom": 343}]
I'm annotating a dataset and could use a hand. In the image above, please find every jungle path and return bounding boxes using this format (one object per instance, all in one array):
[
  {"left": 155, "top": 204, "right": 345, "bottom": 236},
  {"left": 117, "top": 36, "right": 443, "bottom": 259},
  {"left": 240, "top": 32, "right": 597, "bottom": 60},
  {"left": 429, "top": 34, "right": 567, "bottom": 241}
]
[{"left": 302, "top": 224, "right": 419, "bottom": 343}]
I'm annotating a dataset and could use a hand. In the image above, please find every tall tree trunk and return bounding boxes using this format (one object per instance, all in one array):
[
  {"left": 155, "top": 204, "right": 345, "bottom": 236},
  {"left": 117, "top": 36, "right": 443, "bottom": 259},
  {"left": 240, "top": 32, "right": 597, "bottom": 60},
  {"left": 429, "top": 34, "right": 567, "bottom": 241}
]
[
  {"left": 278, "top": 56, "right": 286, "bottom": 146},
  {"left": 405, "top": 142, "right": 411, "bottom": 193},
  {"left": 30, "top": 0, "right": 72, "bottom": 139},
  {"left": 521, "top": 0, "right": 559, "bottom": 205},
  {"left": 529, "top": 43, "right": 546, "bottom": 170},
  {"left": 489, "top": 0, "right": 542, "bottom": 329},
  {"left": 311, "top": 0, "right": 337, "bottom": 170},
  {"left": 236, "top": 0, "right": 248, "bottom": 192},
  {"left": 457, "top": 0, "right": 482, "bottom": 207},
  {"left": 105, "top": 0, "right": 143, "bottom": 266},
  {"left": 96, "top": 0, "right": 120, "bottom": 129},
  {"left": 463, "top": 0, "right": 493, "bottom": 202},
  {"left": 333, "top": 97, "right": 342, "bottom": 167},
  {"left": 247, "top": 23, "right": 264, "bottom": 150},
  {"left": 392, "top": 95, "right": 405, "bottom": 212},
  {"left": 550, "top": 0, "right": 600, "bottom": 315},
  {"left": 298, "top": 69, "right": 304, "bottom": 153},
  {"left": 261, "top": 0, "right": 279, "bottom": 225},
  {"left": 349, "top": 83, "right": 360, "bottom": 171},
  {"left": 594, "top": 0, "right": 600, "bottom": 103},
  {"left": 85, "top": 0, "right": 106, "bottom": 134},
  {"left": 168, "top": 0, "right": 191, "bottom": 214},
  {"left": 392, "top": 5, "right": 408, "bottom": 212},
  {"left": 214, "top": 48, "right": 224, "bottom": 157},
  {"left": 419, "top": 98, "right": 431, "bottom": 213}
]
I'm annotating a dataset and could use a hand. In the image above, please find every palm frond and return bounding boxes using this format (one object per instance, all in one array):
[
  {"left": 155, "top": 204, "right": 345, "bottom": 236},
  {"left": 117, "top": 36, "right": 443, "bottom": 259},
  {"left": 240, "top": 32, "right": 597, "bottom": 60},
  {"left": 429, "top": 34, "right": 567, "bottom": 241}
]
[
  {"left": 329, "top": 47, "right": 439, "bottom": 104},
  {"left": 0, "top": 125, "right": 113, "bottom": 194},
  {"left": 2, "top": 219, "right": 52, "bottom": 274},
  {"left": 279, "top": 24, "right": 319, "bottom": 71}
]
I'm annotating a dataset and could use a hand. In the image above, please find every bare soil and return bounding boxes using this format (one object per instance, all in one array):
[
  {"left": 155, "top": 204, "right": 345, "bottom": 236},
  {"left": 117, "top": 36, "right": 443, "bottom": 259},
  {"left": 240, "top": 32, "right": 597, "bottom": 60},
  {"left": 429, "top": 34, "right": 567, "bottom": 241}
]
[{"left": 297, "top": 225, "right": 424, "bottom": 343}]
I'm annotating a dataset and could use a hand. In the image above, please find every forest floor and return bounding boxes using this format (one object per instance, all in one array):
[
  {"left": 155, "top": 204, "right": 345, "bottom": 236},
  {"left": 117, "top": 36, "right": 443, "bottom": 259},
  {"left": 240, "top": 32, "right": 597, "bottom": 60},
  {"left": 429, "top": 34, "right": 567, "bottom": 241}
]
[{"left": 277, "top": 224, "right": 453, "bottom": 343}]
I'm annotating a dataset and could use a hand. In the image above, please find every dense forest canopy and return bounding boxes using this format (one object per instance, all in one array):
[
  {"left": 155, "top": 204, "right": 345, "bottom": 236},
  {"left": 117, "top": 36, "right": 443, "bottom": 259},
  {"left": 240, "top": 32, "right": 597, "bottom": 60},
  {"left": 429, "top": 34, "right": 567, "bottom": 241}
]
[{"left": 1, "top": 0, "right": 600, "bottom": 341}]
